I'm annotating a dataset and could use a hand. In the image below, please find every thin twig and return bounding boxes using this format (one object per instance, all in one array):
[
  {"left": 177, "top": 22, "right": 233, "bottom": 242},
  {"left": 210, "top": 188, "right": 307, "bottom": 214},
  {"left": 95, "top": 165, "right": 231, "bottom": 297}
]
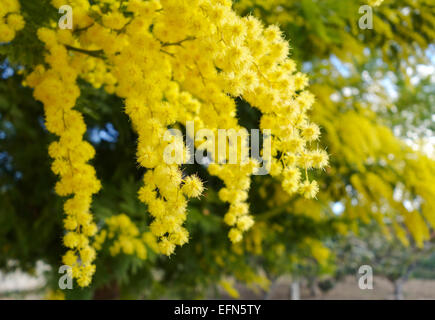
[
  {"left": 65, "top": 45, "right": 104, "bottom": 58},
  {"left": 161, "top": 36, "right": 196, "bottom": 47},
  {"left": 160, "top": 49, "right": 175, "bottom": 57}
]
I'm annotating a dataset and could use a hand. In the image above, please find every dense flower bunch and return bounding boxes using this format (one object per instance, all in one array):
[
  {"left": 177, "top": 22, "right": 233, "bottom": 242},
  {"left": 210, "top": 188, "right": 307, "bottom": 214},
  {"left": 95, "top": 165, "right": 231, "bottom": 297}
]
[
  {"left": 94, "top": 214, "right": 158, "bottom": 259},
  {"left": 258, "top": 79, "right": 435, "bottom": 250},
  {"left": 235, "top": 0, "right": 435, "bottom": 67},
  {"left": 0, "top": 0, "right": 25, "bottom": 42},
  {"left": 235, "top": 0, "right": 435, "bottom": 254},
  {"left": 23, "top": 0, "right": 327, "bottom": 286},
  {"left": 25, "top": 30, "right": 101, "bottom": 286}
]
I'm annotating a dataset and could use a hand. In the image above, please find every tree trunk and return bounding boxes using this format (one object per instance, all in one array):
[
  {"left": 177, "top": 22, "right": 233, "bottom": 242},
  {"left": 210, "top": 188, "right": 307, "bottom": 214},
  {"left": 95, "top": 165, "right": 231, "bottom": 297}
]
[
  {"left": 393, "top": 280, "right": 403, "bottom": 300},
  {"left": 290, "top": 281, "right": 300, "bottom": 300},
  {"left": 392, "top": 262, "right": 416, "bottom": 300},
  {"left": 264, "top": 278, "right": 278, "bottom": 300},
  {"left": 93, "top": 281, "right": 120, "bottom": 300},
  {"left": 309, "top": 278, "right": 318, "bottom": 297}
]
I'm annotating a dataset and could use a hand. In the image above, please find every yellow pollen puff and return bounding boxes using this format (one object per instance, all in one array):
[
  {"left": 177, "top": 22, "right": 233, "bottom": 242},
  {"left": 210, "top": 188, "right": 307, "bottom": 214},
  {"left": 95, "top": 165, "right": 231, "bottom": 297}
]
[
  {"left": 182, "top": 175, "right": 204, "bottom": 198},
  {"left": 300, "top": 180, "right": 319, "bottom": 199},
  {"left": 228, "top": 228, "right": 243, "bottom": 243}
]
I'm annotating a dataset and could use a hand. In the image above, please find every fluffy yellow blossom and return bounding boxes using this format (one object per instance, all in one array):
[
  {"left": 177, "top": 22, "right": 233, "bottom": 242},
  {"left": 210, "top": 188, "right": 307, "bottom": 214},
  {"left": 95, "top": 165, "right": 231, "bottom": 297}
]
[
  {"left": 299, "top": 180, "right": 319, "bottom": 199},
  {"left": 0, "top": 0, "right": 24, "bottom": 42},
  {"left": 7, "top": 14, "right": 25, "bottom": 31},
  {"left": 26, "top": 27, "right": 100, "bottom": 287},
  {"left": 182, "top": 175, "right": 205, "bottom": 198},
  {"left": 22, "top": 0, "right": 328, "bottom": 286},
  {"left": 229, "top": 228, "right": 243, "bottom": 243},
  {"left": 95, "top": 214, "right": 155, "bottom": 260}
]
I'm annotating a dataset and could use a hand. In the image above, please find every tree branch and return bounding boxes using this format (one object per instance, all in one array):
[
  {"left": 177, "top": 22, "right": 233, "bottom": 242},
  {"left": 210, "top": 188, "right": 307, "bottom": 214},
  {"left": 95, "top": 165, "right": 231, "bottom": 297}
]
[
  {"left": 65, "top": 45, "right": 104, "bottom": 59},
  {"left": 161, "top": 36, "right": 196, "bottom": 47}
]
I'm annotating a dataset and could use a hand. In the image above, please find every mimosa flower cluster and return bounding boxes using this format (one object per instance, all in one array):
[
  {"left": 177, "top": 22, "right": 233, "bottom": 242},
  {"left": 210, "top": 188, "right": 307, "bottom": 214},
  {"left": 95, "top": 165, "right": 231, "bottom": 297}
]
[
  {"left": 0, "top": 0, "right": 24, "bottom": 42},
  {"left": 26, "top": 28, "right": 101, "bottom": 287},
  {"left": 23, "top": 0, "right": 328, "bottom": 286},
  {"left": 94, "top": 214, "right": 158, "bottom": 259}
]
